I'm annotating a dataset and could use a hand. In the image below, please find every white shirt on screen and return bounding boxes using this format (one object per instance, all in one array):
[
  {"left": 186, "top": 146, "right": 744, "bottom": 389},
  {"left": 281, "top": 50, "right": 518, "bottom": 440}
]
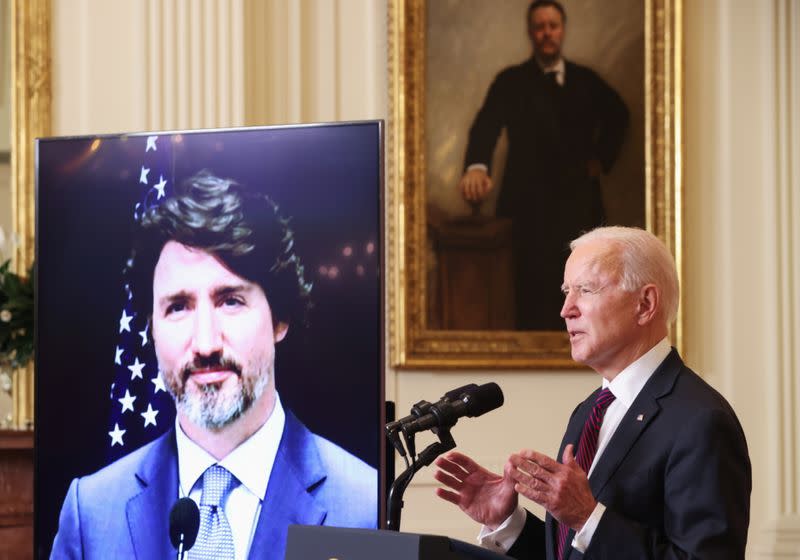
[
  {"left": 175, "top": 393, "right": 286, "bottom": 560},
  {"left": 478, "top": 337, "right": 672, "bottom": 553}
]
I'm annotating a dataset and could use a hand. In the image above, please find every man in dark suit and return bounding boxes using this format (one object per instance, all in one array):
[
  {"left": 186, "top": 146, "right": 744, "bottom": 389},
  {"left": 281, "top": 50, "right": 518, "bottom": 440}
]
[
  {"left": 51, "top": 171, "right": 377, "bottom": 559},
  {"left": 459, "top": 0, "right": 629, "bottom": 330},
  {"left": 434, "top": 226, "right": 751, "bottom": 559}
]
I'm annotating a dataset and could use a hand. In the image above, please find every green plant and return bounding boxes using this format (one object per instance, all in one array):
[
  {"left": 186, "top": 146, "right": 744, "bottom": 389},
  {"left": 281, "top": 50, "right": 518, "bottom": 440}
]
[{"left": 0, "top": 259, "right": 34, "bottom": 368}]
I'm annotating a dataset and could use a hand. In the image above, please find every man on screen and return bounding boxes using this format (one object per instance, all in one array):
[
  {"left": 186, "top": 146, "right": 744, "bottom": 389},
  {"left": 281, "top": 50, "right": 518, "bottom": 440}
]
[
  {"left": 434, "top": 227, "right": 751, "bottom": 559},
  {"left": 51, "top": 171, "right": 377, "bottom": 559}
]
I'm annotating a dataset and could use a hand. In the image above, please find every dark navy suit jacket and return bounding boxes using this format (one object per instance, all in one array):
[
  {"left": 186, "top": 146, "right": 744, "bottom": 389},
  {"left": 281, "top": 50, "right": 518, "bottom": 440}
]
[
  {"left": 50, "top": 410, "right": 377, "bottom": 559},
  {"left": 507, "top": 350, "right": 751, "bottom": 559}
]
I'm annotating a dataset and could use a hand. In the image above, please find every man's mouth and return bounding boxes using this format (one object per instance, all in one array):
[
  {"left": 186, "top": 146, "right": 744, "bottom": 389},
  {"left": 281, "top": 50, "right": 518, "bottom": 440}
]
[
  {"left": 182, "top": 358, "right": 242, "bottom": 385},
  {"left": 188, "top": 368, "right": 236, "bottom": 385}
]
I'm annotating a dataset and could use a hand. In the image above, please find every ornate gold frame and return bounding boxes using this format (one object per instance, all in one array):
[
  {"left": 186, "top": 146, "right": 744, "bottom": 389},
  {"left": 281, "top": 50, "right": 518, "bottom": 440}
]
[
  {"left": 388, "top": 0, "right": 683, "bottom": 369},
  {"left": 10, "top": 0, "right": 51, "bottom": 427}
]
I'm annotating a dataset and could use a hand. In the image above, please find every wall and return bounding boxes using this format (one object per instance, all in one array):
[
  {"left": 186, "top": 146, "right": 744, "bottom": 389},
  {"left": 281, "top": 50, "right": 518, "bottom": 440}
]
[{"left": 45, "top": 0, "right": 800, "bottom": 557}]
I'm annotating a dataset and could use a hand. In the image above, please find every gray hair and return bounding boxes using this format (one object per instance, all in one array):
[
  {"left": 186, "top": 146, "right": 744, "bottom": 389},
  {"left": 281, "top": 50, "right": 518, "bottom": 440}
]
[{"left": 570, "top": 226, "right": 679, "bottom": 325}]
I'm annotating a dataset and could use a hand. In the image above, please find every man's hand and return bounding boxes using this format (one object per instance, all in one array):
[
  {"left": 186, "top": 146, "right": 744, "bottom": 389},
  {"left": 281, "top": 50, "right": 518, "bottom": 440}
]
[
  {"left": 509, "top": 445, "right": 596, "bottom": 531},
  {"left": 458, "top": 168, "right": 494, "bottom": 202},
  {"left": 434, "top": 451, "right": 518, "bottom": 530}
]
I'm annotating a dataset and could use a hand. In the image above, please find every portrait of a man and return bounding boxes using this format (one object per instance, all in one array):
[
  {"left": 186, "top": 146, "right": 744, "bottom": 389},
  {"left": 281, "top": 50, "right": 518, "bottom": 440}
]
[
  {"left": 425, "top": 0, "right": 642, "bottom": 333},
  {"left": 35, "top": 124, "right": 383, "bottom": 559},
  {"left": 458, "top": 0, "right": 629, "bottom": 330}
]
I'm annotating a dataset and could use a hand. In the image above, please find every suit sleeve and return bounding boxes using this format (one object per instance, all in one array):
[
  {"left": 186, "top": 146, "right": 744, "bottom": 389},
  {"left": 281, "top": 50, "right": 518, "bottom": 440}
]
[
  {"left": 463, "top": 71, "right": 511, "bottom": 175},
  {"left": 506, "top": 510, "right": 546, "bottom": 560},
  {"left": 49, "top": 478, "right": 83, "bottom": 560},
  {"left": 587, "top": 407, "right": 751, "bottom": 559},
  {"left": 590, "top": 75, "right": 629, "bottom": 173}
]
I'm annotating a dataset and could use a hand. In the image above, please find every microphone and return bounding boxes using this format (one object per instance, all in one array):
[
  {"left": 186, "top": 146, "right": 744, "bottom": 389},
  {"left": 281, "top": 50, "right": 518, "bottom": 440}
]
[
  {"left": 401, "top": 382, "right": 504, "bottom": 435},
  {"left": 385, "top": 384, "right": 478, "bottom": 434},
  {"left": 169, "top": 497, "right": 200, "bottom": 560}
]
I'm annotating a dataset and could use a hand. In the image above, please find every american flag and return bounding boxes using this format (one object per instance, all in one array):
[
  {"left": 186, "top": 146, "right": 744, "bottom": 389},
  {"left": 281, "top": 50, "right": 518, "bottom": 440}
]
[{"left": 106, "top": 135, "right": 177, "bottom": 462}]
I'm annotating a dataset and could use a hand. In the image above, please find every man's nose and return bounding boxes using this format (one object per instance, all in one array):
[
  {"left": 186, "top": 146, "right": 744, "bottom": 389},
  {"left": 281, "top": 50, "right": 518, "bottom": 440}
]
[
  {"left": 191, "top": 303, "right": 222, "bottom": 355},
  {"left": 560, "top": 291, "right": 577, "bottom": 319}
]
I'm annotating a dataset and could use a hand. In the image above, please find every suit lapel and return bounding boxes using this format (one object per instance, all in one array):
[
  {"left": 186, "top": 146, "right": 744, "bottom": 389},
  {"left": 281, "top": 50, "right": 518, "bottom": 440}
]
[
  {"left": 588, "top": 350, "right": 682, "bottom": 498},
  {"left": 125, "top": 430, "right": 179, "bottom": 560},
  {"left": 248, "top": 410, "right": 327, "bottom": 560},
  {"left": 556, "top": 351, "right": 683, "bottom": 559}
]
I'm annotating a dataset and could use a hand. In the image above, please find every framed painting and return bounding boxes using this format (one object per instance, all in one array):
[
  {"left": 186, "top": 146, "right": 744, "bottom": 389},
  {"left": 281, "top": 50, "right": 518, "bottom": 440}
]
[{"left": 388, "top": 0, "right": 683, "bottom": 368}]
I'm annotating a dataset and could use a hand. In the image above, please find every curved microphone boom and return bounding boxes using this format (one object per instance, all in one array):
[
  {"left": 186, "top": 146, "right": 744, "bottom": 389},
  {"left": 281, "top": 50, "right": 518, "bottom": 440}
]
[
  {"left": 384, "top": 382, "right": 505, "bottom": 531},
  {"left": 169, "top": 497, "right": 200, "bottom": 560}
]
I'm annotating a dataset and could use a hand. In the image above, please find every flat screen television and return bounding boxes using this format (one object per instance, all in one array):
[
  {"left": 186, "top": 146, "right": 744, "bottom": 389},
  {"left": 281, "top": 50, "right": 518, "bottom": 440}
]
[{"left": 35, "top": 121, "right": 385, "bottom": 558}]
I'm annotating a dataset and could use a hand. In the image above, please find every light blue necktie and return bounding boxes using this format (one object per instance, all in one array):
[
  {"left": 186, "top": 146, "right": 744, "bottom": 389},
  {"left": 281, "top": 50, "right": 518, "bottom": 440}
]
[{"left": 191, "top": 465, "right": 237, "bottom": 559}]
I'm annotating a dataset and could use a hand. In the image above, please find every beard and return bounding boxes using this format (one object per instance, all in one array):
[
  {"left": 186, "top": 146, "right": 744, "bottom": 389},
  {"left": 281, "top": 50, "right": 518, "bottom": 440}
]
[{"left": 162, "top": 353, "right": 272, "bottom": 430}]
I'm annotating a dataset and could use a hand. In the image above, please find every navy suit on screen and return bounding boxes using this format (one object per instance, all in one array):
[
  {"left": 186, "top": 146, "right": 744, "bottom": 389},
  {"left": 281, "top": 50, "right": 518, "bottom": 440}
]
[
  {"left": 50, "top": 410, "right": 377, "bottom": 560},
  {"left": 507, "top": 350, "right": 751, "bottom": 559}
]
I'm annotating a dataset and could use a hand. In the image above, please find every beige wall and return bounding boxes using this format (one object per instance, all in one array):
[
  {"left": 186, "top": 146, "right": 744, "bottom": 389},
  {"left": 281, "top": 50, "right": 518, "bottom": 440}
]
[{"left": 37, "top": 0, "right": 799, "bottom": 557}]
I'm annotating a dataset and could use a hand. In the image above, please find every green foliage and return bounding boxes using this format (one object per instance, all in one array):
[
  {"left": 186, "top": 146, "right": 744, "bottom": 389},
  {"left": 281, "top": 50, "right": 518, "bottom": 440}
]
[{"left": 0, "top": 259, "right": 35, "bottom": 368}]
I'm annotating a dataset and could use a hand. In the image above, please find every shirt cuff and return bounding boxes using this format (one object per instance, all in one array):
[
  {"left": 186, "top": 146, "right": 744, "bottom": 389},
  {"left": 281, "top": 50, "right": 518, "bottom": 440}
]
[
  {"left": 572, "top": 502, "right": 607, "bottom": 553},
  {"left": 466, "top": 163, "right": 488, "bottom": 173},
  {"left": 477, "top": 506, "right": 527, "bottom": 553}
]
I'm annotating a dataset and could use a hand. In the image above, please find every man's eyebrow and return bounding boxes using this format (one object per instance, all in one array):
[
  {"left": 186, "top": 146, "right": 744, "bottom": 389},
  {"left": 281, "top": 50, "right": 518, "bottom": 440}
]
[
  {"left": 157, "top": 290, "right": 193, "bottom": 308},
  {"left": 211, "top": 284, "right": 254, "bottom": 298}
]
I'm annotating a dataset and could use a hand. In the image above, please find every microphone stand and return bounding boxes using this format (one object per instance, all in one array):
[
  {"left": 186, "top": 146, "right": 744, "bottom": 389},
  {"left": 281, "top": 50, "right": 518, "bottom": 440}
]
[{"left": 385, "top": 426, "right": 456, "bottom": 531}]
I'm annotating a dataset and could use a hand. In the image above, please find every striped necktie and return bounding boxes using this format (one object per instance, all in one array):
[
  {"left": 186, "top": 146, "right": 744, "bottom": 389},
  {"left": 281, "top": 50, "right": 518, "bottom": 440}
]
[{"left": 556, "top": 388, "right": 616, "bottom": 560}]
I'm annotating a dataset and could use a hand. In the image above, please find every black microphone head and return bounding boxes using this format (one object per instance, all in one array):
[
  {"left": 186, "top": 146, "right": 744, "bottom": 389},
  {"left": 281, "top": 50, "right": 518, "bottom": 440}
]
[
  {"left": 169, "top": 497, "right": 200, "bottom": 551},
  {"left": 462, "top": 382, "right": 504, "bottom": 417},
  {"left": 444, "top": 383, "right": 478, "bottom": 401}
]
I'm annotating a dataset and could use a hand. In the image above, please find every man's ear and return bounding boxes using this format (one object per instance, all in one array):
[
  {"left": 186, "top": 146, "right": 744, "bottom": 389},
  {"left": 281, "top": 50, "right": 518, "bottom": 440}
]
[
  {"left": 636, "top": 284, "right": 659, "bottom": 325},
  {"left": 274, "top": 321, "right": 289, "bottom": 342}
]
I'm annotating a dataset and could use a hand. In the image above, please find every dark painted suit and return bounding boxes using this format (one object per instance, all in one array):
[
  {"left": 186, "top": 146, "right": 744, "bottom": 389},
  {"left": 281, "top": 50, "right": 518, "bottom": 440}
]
[
  {"left": 50, "top": 410, "right": 377, "bottom": 559},
  {"left": 504, "top": 350, "right": 751, "bottom": 559},
  {"left": 465, "top": 58, "right": 628, "bottom": 329}
]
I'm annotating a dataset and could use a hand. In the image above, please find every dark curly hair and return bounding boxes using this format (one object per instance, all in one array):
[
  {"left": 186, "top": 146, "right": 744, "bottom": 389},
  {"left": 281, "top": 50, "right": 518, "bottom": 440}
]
[{"left": 126, "top": 170, "right": 312, "bottom": 328}]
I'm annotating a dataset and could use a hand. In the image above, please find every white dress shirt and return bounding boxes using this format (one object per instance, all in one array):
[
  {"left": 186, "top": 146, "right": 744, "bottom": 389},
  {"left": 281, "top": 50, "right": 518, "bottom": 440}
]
[
  {"left": 176, "top": 394, "right": 286, "bottom": 560},
  {"left": 478, "top": 338, "right": 672, "bottom": 553}
]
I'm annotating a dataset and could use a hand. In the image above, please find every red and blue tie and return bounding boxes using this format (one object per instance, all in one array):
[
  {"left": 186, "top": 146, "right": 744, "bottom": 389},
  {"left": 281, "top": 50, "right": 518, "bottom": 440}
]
[{"left": 555, "top": 388, "right": 616, "bottom": 560}]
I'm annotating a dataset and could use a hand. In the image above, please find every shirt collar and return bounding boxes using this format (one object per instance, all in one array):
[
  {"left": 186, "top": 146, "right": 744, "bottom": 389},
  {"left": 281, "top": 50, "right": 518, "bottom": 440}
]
[
  {"left": 176, "top": 393, "right": 286, "bottom": 501},
  {"left": 537, "top": 57, "right": 565, "bottom": 78},
  {"left": 602, "top": 338, "right": 671, "bottom": 408}
]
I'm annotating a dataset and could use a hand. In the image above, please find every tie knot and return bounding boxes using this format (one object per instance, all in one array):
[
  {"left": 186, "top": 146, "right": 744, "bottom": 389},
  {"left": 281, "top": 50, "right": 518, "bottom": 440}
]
[
  {"left": 594, "top": 388, "right": 616, "bottom": 411},
  {"left": 200, "top": 465, "right": 237, "bottom": 507},
  {"left": 545, "top": 71, "right": 559, "bottom": 86}
]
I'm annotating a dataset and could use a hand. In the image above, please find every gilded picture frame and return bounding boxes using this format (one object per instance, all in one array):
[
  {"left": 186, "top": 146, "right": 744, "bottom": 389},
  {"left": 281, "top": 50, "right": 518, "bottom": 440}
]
[
  {"left": 10, "top": 0, "right": 51, "bottom": 426},
  {"left": 388, "top": 0, "right": 683, "bottom": 369}
]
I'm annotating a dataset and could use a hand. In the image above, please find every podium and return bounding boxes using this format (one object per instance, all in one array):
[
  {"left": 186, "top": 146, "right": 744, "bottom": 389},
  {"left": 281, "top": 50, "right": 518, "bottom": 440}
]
[{"left": 285, "top": 525, "right": 508, "bottom": 560}]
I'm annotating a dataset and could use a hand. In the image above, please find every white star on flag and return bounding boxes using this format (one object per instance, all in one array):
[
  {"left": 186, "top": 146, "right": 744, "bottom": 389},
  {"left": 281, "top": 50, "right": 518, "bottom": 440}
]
[
  {"left": 145, "top": 136, "right": 158, "bottom": 152},
  {"left": 128, "top": 357, "right": 146, "bottom": 380},
  {"left": 151, "top": 373, "right": 167, "bottom": 394},
  {"left": 154, "top": 175, "right": 167, "bottom": 199},
  {"left": 141, "top": 404, "right": 159, "bottom": 427},
  {"left": 138, "top": 324, "right": 148, "bottom": 346},
  {"left": 139, "top": 166, "right": 150, "bottom": 184},
  {"left": 118, "top": 389, "right": 137, "bottom": 413},
  {"left": 119, "top": 309, "right": 133, "bottom": 333},
  {"left": 115, "top": 346, "right": 124, "bottom": 365},
  {"left": 109, "top": 423, "right": 126, "bottom": 447}
]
